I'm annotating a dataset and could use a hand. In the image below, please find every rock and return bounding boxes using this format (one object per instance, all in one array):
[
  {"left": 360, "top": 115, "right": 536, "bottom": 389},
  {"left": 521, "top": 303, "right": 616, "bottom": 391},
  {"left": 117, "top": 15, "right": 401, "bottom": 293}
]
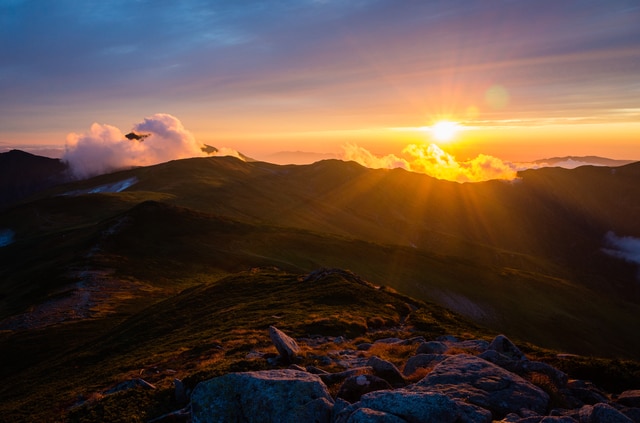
[
  {"left": 579, "top": 403, "right": 634, "bottom": 423},
  {"left": 366, "top": 356, "right": 406, "bottom": 387},
  {"left": 357, "top": 343, "right": 373, "bottom": 351},
  {"left": 319, "top": 366, "right": 373, "bottom": 385},
  {"left": 488, "top": 335, "right": 527, "bottom": 361},
  {"left": 269, "top": 326, "right": 300, "bottom": 362},
  {"left": 190, "top": 369, "right": 333, "bottom": 423},
  {"left": 399, "top": 336, "right": 426, "bottom": 345},
  {"left": 455, "top": 339, "right": 490, "bottom": 353},
  {"left": 103, "top": 378, "right": 156, "bottom": 395},
  {"left": 479, "top": 350, "right": 568, "bottom": 388},
  {"left": 417, "top": 341, "right": 448, "bottom": 354},
  {"left": 618, "top": 390, "right": 640, "bottom": 408},
  {"left": 402, "top": 353, "right": 447, "bottom": 376},
  {"left": 539, "top": 417, "right": 578, "bottom": 422},
  {"left": 417, "top": 354, "right": 549, "bottom": 419},
  {"left": 174, "top": 378, "right": 188, "bottom": 404},
  {"left": 337, "top": 374, "right": 393, "bottom": 403},
  {"left": 345, "top": 407, "right": 409, "bottom": 422},
  {"left": 374, "top": 337, "right": 403, "bottom": 344},
  {"left": 566, "top": 380, "right": 609, "bottom": 405},
  {"left": 352, "top": 388, "right": 492, "bottom": 423}
]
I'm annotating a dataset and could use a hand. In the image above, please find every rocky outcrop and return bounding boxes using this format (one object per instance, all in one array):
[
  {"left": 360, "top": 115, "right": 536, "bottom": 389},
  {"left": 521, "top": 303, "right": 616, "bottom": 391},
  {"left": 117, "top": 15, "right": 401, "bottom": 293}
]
[
  {"left": 417, "top": 353, "right": 549, "bottom": 418},
  {"left": 269, "top": 325, "right": 301, "bottom": 363},
  {"left": 184, "top": 331, "right": 640, "bottom": 423},
  {"left": 191, "top": 369, "right": 334, "bottom": 423}
]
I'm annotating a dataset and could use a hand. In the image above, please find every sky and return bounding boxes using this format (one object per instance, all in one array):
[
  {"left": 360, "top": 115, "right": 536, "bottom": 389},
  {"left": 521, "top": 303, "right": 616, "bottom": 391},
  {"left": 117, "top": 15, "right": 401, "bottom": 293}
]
[{"left": 1, "top": 0, "right": 639, "bottom": 167}]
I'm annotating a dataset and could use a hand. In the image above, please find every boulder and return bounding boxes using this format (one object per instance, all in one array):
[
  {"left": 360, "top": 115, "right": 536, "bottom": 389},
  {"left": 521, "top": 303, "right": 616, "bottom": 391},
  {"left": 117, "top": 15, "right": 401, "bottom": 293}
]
[
  {"left": 579, "top": 403, "right": 634, "bottom": 423},
  {"left": 351, "top": 388, "right": 492, "bottom": 423},
  {"left": 479, "top": 350, "right": 568, "bottom": 388},
  {"left": 488, "top": 335, "right": 527, "bottom": 361},
  {"left": 402, "top": 354, "right": 447, "bottom": 376},
  {"left": 191, "top": 369, "right": 333, "bottom": 423},
  {"left": 618, "top": 390, "right": 640, "bottom": 408},
  {"left": 336, "top": 374, "right": 392, "bottom": 403},
  {"left": 344, "top": 407, "right": 409, "bottom": 422},
  {"left": 417, "top": 341, "right": 448, "bottom": 355},
  {"left": 269, "top": 326, "right": 300, "bottom": 362},
  {"left": 417, "top": 354, "right": 549, "bottom": 419},
  {"left": 366, "top": 356, "right": 406, "bottom": 387}
]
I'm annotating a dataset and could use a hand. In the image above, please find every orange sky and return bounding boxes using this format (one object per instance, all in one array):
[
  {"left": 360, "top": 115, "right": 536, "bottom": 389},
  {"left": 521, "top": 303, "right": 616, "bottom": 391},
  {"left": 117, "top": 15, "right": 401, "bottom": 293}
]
[{"left": 1, "top": 1, "right": 639, "bottom": 163}]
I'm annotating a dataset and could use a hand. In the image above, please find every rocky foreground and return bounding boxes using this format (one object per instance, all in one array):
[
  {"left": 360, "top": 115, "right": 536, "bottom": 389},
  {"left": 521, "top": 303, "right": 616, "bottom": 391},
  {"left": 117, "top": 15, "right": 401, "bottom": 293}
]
[{"left": 147, "top": 327, "right": 640, "bottom": 423}]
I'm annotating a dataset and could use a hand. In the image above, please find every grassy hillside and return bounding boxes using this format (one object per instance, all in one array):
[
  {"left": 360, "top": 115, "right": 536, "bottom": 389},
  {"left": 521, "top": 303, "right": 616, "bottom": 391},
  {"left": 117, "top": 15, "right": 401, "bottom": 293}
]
[
  {"left": 0, "top": 268, "right": 488, "bottom": 422},
  {"left": 2, "top": 157, "right": 640, "bottom": 420}
]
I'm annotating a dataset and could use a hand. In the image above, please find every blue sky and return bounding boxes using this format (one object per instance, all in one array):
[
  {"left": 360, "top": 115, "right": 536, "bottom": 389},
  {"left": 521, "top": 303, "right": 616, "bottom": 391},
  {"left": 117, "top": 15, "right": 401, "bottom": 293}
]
[{"left": 1, "top": 0, "right": 639, "bottom": 159}]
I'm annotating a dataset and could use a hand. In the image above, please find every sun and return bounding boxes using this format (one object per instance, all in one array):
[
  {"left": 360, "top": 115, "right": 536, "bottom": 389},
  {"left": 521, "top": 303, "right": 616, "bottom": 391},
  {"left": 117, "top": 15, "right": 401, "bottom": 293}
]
[{"left": 431, "top": 121, "right": 460, "bottom": 142}]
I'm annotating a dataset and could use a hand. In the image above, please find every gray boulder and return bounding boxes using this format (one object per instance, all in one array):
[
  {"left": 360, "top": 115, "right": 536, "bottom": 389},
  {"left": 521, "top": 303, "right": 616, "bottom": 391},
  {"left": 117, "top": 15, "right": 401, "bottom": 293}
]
[
  {"left": 337, "top": 374, "right": 393, "bottom": 403},
  {"left": 345, "top": 407, "right": 409, "bottom": 422},
  {"left": 351, "top": 388, "right": 492, "bottom": 423},
  {"left": 191, "top": 369, "right": 333, "bottom": 423},
  {"left": 488, "top": 335, "right": 527, "bottom": 361},
  {"left": 417, "top": 354, "right": 549, "bottom": 419},
  {"left": 479, "top": 350, "right": 568, "bottom": 388},
  {"left": 417, "top": 341, "right": 448, "bottom": 355},
  {"left": 367, "top": 356, "right": 406, "bottom": 387},
  {"left": 269, "top": 326, "right": 300, "bottom": 362},
  {"left": 618, "top": 390, "right": 640, "bottom": 408},
  {"left": 402, "top": 354, "right": 447, "bottom": 376},
  {"left": 579, "top": 403, "right": 634, "bottom": 423}
]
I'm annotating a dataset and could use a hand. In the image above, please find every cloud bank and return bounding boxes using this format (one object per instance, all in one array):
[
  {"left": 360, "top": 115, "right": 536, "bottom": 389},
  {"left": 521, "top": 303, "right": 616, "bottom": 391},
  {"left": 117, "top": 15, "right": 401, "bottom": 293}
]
[
  {"left": 603, "top": 231, "right": 640, "bottom": 266},
  {"left": 63, "top": 113, "right": 240, "bottom": 179},
  {"left": 342, "top": 143, "right": 517, "bottom": 183}
]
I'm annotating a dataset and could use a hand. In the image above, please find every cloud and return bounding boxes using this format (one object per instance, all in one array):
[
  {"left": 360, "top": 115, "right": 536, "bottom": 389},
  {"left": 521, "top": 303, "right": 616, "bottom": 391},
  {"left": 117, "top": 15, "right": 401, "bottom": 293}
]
[
  {"left": 341, "top": 143, "right": 517, "bottom": 182},
  {"left": 0, "top": 228, "right": 15, "bottom": 247},
  {"left": 63, "top": 113, "right": 240, "bottom": 179},
  {"left": 603, "top": 231, "right": 640, "bottom": 267},
  {"left": 342, "top": 143, "right": 409, "bottom": 170}
]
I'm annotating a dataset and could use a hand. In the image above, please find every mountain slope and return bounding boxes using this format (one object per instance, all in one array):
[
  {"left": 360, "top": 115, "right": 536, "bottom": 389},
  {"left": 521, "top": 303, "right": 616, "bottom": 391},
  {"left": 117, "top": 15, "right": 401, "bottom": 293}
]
[{"left": 0, "top": 149, "right": 70, "bottom": 209}]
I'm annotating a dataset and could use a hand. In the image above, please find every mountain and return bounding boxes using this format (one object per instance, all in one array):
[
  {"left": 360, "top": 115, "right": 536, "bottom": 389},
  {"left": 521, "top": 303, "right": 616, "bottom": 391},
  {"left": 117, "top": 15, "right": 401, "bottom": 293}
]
[
  {"left": 261, "top": 150, "right": 338, "bottom": 164},
  {"left": 529, "top": 155, "right": 636, "bottom": 168},
  {"left": 0, "top": 149, "right": 70, "bottom": 209},
  {"left": 1, "top": 155, "right": 640, "bottom": 421}
]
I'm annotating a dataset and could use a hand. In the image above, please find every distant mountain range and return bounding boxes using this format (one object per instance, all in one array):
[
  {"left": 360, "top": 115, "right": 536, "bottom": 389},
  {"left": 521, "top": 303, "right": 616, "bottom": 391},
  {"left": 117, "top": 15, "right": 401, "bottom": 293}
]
[
  {"left": 527, "top": 155, "right": 636, "bottom": 168},
  {"left": 1, "top": 150, "right": 639, "bottom": 355},
  {"left": 2, "top": 150, "right": 640, "bottom": 421}
]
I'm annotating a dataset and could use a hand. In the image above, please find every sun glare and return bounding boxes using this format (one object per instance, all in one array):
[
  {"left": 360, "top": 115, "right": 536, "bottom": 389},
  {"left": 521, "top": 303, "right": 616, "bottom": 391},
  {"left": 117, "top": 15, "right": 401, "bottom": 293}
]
[{"left": 431, "top": 121, "right": 460, "bottom": 142}]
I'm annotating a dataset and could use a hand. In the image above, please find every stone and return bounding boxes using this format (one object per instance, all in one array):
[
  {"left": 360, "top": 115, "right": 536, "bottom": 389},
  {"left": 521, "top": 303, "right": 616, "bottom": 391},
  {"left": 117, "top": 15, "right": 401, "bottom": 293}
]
[
  {"left": 402, "top": 353, "right": 447, "bottom": 376},
  {"left": 174, "top": 378, "right": 188, "bottom": 404},
  {"left": 354, "top": 388, "right": 492, "bottom": 423},
  {"left": 374, "top": 337, "right": 403, "bottom": 344},
  {"left": 103, "top": 378, "right": 156, "bottom": 395},
  {"left": 417, "top": 341, "right": 448, "bottom": 354},
  {"left": 269, "top": 325, "right": 300, "bottom": 362},
  {"left": 579, "top": 403, "right": 634, "bottom": 423},
  {"left": 357, "top": 343, "right": 373, "bottom": 351},
  {"left": 319, "top": 366, "right": 373, "bottom": 385},
  {"left": 417, "top": 354, "right": 549, "bottom": 419},
  {"left": 191, "top": 369, "right": 333, "bottom": 423},
  {"left": 336, "top": 374, "right": 393, "bottom": 403},
  {"left": 366, "top": 356, "right": 407, "bottom": 387},
  {"left": 345, "top": 407, "right": 409, "bottom": 423},
  {"left": 488, "top": 335, "right": 527, "bottom": 361},
  {"left": 618, "top": 390, "right": 640, "bottom": 408},
  {"left": 539, "top": 417, "right": 578, "bottom": 422},
  {"left": 479, "top": 350, "right": 568, "bottom": 388}
]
